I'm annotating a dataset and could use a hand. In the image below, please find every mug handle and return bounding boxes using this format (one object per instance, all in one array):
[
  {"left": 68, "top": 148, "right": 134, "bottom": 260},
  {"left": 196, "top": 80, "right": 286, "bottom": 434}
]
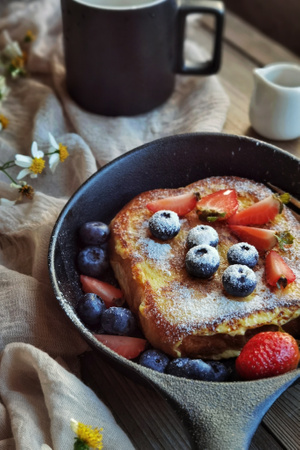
[{"left": 176, "top": 0, "right": 225, "bottom": 75}]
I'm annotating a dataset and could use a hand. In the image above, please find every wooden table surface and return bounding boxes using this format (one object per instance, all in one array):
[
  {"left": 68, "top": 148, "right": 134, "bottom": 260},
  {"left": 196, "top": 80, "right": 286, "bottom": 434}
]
[{"left": 81, "top": 11, "right": 300, "bottom": 450}]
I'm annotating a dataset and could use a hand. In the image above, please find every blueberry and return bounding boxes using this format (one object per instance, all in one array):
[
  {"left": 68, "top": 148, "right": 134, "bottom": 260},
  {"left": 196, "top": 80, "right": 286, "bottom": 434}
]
[
  {"left": 166, "top": 358, "right": 191, "bottom": 377},
  {"left": 207, "top": 361, "right": 231, "bottom": 381},
  {"left": 185, "top": 244, "right": 220, "bottom": 278},
  {"left": 77, "top": 246, "right": 109, "bottom": 278},
  {"left": 149, "top": 210, "right": 180, "bottom": 240},
  {"left": 187, "top": 225, "right": 219, "bottom": 248},
  {"left": 101, "top": 307, "right": 137, "bottom": 336},
  {"left": 227, "top": 242, "right": 258, "bottom": 268},
  {"left": 79, "top": 221, "right": 110, "bottom": 246},
  {"left": 76, "top": 293, "right": 106, "bottom": 326},
  {"left": 222, "top": 264, "right": 257, "bottom": 297},
  {"left": 139, "top": 349, "right": 170, "bottom": 373},
  {"left": 167, "top": 358, "right": 216, "bottom": 381}
]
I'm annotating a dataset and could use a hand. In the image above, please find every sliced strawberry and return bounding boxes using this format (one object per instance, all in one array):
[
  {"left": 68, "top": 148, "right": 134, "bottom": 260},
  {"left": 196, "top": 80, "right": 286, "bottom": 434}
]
[
  {"left": 196, "top": 189, "right": 238, "bottom": 222},
  {"left": 94, "top": 334, "right": 147, "bottom": 359},
  {"left": 228, "top": 193, "right": 289, "bottom": 226},
  {"left": 229, "top": 225, "right": 294, "bottom": 251},
  {"left": 236, "top": 331, "right": 300, "bottom": 380},
  {"left": 147, "top": 192, "right": 200, "bottom": 216},
  {"left": 80, "top": 275, "right": 124, "bottom": 308},
  {"left": 265, "top": 250, "right": 296, "bottom": 288}
]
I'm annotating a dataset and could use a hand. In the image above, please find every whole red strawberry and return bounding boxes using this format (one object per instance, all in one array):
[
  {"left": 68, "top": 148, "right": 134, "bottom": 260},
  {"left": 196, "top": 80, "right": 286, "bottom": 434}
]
[{"left": 236, "top": 331, "right": 300, "bottom": 380}]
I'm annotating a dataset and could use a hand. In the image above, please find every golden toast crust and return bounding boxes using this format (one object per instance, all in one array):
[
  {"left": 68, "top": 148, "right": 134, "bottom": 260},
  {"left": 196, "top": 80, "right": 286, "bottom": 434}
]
[{"left": 109, "top": 176, "right": 300, "bottom": 358}]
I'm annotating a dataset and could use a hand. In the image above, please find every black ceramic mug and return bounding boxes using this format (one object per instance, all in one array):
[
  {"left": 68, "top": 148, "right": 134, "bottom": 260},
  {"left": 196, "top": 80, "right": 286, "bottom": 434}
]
[{"left": 61, "top": 0, "right": 225, "bottom": 116}]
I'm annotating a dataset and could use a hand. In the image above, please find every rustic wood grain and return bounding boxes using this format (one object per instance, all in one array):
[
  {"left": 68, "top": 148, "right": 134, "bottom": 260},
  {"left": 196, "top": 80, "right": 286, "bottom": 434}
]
[
  {"left": 224, "top": 0, "right": 300, "bottom": 57},
  {"left": 201, "top": 12, "right": 300, "bottom": 157}
]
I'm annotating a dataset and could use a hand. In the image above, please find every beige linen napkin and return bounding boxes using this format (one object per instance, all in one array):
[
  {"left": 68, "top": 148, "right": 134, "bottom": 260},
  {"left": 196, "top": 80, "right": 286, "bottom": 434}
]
[
  {"left": 0, "top": 343, "right": 135, "bottom": 450},
  {"left": 0, "top": 0, "right": 230, "bottom": 448}
]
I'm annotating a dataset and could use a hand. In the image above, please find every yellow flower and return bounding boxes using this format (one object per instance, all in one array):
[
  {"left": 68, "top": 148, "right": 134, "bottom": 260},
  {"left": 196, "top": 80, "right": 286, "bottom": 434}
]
[
  {"left": 70, "top": 418, "right": 103, "bottom": 450},
  {"left": 15, "top": 141, "right": 45, "bottom": 179},
  {"left": 0, "top": 114, "right": 9, "bottom": 130}
]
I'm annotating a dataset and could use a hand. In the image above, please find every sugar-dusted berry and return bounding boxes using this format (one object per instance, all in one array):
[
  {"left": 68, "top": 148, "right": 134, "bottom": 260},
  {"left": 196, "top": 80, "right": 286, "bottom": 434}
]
[
  {"left": 222, "top": 264, "right": 257, "bottom": 297},
  {"left": 185, "top": 244, "right": 220, "bottom": 278},
  {"left": 149, "top": 210, "right": 180, "bottom": 240},
  {"left": 187, "top": 224, "right": 219, "bottom": 248},
  {"left": 227, "top": 242, "right": 259, "bottom": 268}
]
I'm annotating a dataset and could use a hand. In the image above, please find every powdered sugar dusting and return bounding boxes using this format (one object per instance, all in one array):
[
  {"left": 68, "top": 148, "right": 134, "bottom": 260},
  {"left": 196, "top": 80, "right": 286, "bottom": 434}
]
[
  {"left": 138, "top": 237, "right": 172, "bottom": 271},
  {"left": 154, "top": 262, "right": 299, "bottom": 332}
]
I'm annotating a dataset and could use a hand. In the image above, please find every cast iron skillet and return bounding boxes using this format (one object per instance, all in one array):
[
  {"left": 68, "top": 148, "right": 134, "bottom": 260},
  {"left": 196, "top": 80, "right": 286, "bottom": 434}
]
[{"left": 48, "top": 133, "right": 300, "bottom": 450}]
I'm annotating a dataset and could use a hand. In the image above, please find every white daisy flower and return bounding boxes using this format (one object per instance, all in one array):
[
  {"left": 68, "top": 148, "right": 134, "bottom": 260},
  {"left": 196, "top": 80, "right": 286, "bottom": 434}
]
[
  {"left": 15, "top": 141, "right": 45, "bottom": 179},
  {"left": 48, "top": 131, "right": 69, "bottom": 173}
]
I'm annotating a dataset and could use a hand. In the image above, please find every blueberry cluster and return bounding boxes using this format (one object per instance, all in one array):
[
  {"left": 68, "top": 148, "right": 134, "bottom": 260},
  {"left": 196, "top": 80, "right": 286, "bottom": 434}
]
[
  {"left": 77, "top": 221, "right": 110, "bottom": 277},
  {"left": 222, "top": 242, "right": 258, "bottom": 297},
  {"left": 184, "top": 225, "right": 258, "bottom": 296},
  {"left": 76, "top": 221, "right": 139, "bottom": 337},
  {"left": 138, "top": 350, "right": 233, "bottom": 381},
  {"left": 185, "top": 225, "right": 220, "bottom": 278},
  {"left": 77, "top": 293, "right": 138, "bottom": 335}
]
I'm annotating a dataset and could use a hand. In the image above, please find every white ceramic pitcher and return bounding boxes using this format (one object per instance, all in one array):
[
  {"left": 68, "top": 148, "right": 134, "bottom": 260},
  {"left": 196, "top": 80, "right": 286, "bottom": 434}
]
[{"left": 249, "top": 62, "right": 300, "bottom": 140}]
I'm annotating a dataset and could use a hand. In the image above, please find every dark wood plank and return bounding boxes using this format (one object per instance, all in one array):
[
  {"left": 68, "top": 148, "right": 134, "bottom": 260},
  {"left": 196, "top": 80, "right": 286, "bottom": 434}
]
[
  {"left": 224, "top": 0, "right": 300, "bottom": 57},
  {"left": 81, "top": 351, "right": 299, "bottom": 450},
  {"left": 203, "top": 11, "right": 300, "bottom": 66},
  {"left": 261, "top": 383, "right": 300, "bottom": 450},
  {"left": 250, "top": 425, "right": 284, "bottom": 450},
  {"left": 81, "top": 352, "right": 192, "bottom": 450}
]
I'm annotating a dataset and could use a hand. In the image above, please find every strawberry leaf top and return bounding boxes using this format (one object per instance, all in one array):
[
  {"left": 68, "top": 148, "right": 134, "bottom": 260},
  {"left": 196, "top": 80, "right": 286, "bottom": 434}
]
[{"left": 276, "top": 231, "right": 294, "bottom": 250}]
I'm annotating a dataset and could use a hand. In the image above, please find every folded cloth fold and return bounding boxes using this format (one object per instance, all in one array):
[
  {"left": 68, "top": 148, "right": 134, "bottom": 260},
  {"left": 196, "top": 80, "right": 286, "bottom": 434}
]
[
  {"left": 0, "top": 343, "right": 135, "bottom": 449},
  {"left": 0, "top": 0, "right": 229, "bottom": 448}
]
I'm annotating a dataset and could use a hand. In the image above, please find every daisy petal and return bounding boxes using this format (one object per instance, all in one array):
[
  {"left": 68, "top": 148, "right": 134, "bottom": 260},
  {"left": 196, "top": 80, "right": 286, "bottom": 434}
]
[
  {"left": 0, "top": 198, "right": 16, "bottom": 206},
  {"left": 17, "top": 168, "right": 31, "bottom": 179},
  {"left": 49, "top": 153, "right": 59, "bottom": 173},
  {"left": 31, "top": 141, "right": 44, "bottom": 158},
  {"left": 31, "top": 141, "right": 38, "bottom": 157},
  {"left": 48, "top": 132, "right": 58, "bottom": 149},
  {"left": 14, "top": 154, "right": 32, "bottom": 167}
]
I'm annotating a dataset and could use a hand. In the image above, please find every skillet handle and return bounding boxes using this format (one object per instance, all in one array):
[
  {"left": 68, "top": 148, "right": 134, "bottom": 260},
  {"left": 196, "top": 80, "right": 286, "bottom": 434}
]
[{"left": 148, "top": 369, "right": 300, "bottom": 450}]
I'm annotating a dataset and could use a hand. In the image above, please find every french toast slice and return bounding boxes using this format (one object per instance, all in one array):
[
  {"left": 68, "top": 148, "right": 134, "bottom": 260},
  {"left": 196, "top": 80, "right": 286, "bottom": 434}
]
[{"left": 109, "top": 176, "right": 300, "bottom": 359}]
